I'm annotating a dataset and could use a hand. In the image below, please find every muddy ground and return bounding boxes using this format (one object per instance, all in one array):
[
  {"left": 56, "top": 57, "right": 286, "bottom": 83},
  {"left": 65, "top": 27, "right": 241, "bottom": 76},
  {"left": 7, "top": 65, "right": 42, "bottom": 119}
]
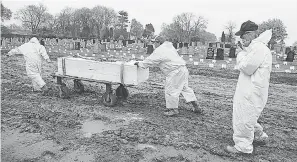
[{"left": 1, "top": 52, "right": 297, "bottom": 162}]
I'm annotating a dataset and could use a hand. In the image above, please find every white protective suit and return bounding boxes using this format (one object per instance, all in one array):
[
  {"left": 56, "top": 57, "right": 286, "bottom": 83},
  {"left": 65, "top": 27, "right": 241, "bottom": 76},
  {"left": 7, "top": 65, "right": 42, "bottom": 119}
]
[
  {"left": 233, "top": 30, "right": 272, "bottom": 153},
  {"left": 8, "top": 37, "right": 50, "bottom": 91},
  {"left": 138, "top": 41, "right": 197, "bottom": 109}
]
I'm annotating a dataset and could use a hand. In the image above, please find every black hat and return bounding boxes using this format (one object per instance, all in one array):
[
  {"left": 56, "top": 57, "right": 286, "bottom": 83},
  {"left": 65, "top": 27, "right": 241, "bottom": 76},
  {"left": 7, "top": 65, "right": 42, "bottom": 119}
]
[{"left": 235, "top": 20, "right": 258, "bottom": 36}]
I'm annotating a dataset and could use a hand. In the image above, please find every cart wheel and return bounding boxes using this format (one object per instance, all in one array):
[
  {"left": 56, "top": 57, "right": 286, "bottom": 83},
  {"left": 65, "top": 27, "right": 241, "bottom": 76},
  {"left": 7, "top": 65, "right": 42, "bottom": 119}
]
[
  {"left": 116, "top": 84, "right": 129, "bottom": 100},
  {"left": 58, "top": 83, "right": 70, "bottom": 99},
  {"left": 102, "top": 93, "right": 117, "bottom": 107},
  {"left": 73, "top": 79, "right": 84, "bottom": 94}
]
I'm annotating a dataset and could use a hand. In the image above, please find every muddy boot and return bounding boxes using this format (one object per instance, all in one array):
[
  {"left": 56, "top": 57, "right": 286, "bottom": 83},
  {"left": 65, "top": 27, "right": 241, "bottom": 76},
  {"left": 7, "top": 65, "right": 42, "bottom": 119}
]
[
  {"left": 41, "top": 84, "right": 50, "bottom": 96},
  {"left": 164, "top": 108, "right": 179, "bottom": 117},
  {"left": 191, "top": 101, "right": 203, "bottom": 114},
  {"left": 254, "top": 132, "right": 268, "bottom": 145}
]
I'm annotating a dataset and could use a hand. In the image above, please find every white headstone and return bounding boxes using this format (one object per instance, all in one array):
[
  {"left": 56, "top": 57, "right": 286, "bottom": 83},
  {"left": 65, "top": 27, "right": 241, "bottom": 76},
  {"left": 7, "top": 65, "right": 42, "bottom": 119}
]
[
  {"left": 194, "top": 62, "right": 199, "bottom": 65},
  {"left": 275, "top": 64, "right": 280, "bottom": 68},
  {"left": 221, "top": 64, "right": 227, "bottom": 68},
  {"left": 229, "top": 58, "right": 232, "bottom": 61},
  {"left": 283, "top": 62, "right": 288, "bottom": 65},
  {"left": 132, "top": 54, "right": 135, "bottom": 59},
  {"left": 212, "top": 60, "right": 216, "bottom": 63},
  {"left": 290, "top": 66, "right": 295, "bottom": 70},
  {"left": 209, "top": 64, "right": 214, "bottom": 68},
  {"left": 189, "top": 55, "right": 192, "bottom": 58},
  {"left": 189, "top": 58, "right": 193, "bottom": 61},
  {"left": 200, "top": 59, "right": 204, "bottom": 62},
  {"left": 92, "top": 54, "right": 95, "bottom": 56},
  {"left": 234, "top": 65, "right": 239, "bottom": 70},
  {"left": 285, "top": 70, "right": 291, "bottom": 73}
]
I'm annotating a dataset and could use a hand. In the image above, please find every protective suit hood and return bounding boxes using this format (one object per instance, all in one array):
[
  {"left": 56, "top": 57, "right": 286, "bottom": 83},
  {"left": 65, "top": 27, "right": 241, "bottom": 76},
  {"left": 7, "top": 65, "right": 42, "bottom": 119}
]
[
  {"left": 253, "top": 30, "right": 272, "bottom": 45},
  {"left": 29, "top": 37, "right": 40, "bottom": 44}
]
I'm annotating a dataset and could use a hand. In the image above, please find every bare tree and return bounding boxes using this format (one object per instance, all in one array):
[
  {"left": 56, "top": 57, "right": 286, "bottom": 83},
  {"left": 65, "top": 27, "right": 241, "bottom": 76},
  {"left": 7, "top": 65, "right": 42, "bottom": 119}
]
[
  {"left": 161, "top": 13, "right": 207, "bottom": 42},
  {"left": 225, "top": 21, "right": 236, "bottom": 43},
  {"left": 91, "top": 6, "right": 117, "bottom": 38},
  {"left": 130, "top": 18, "right": 143, "bottom": 39},
  {"left": 15, "top": 3, "right": 49, "bottom": 34},
  {"left": 1, "top": 3, "right": 12, "bottom": 22}
]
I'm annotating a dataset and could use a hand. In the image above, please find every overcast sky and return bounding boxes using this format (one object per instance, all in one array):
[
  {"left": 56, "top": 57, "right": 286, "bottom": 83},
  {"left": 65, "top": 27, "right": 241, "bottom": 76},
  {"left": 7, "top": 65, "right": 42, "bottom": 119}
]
[{"left": 3, "top": 0, "right": 297, "bottom": 45}]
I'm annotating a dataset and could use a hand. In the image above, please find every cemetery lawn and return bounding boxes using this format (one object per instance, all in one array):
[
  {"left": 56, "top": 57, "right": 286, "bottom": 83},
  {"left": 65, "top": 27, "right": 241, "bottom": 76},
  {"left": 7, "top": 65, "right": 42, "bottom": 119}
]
[{"left": 1, "top": 50, "right": 297, "bottom": 162}]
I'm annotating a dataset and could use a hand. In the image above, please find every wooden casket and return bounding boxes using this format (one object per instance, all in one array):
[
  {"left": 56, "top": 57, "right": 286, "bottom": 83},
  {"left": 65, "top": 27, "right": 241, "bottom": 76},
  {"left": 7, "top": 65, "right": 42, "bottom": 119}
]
[{"left": 56, "top": 57, "right": 149, "bottom": 85}]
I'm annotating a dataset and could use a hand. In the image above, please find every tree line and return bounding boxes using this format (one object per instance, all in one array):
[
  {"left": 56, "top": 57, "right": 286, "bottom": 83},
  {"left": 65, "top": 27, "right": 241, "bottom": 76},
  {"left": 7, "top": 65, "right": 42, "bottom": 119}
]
[{"left": 1, "top": 2, "right": 293, "bottom": 47}]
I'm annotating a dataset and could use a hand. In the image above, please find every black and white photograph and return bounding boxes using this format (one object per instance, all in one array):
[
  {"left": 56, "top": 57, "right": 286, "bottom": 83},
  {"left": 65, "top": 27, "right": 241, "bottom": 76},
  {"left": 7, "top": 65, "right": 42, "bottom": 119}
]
[{"left": 1, "top": 0, "right": 297, "bottom": 161}]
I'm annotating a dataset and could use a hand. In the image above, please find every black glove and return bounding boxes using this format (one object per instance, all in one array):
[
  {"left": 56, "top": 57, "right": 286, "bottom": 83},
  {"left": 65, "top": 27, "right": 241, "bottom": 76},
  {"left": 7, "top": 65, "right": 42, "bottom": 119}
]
[{"left": 134, "top": 62, "right": 139, "bottom": 67}]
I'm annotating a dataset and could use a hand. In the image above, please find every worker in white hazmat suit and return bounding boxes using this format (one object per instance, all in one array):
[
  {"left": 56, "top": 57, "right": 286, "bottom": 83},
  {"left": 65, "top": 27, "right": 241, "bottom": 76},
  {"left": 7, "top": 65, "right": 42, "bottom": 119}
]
[
  {"left": 7, "top": 37, "right": 51, "bottom": 93},
  {"left": 226, "top": 20, "right": 272, "bottom": 154},
  {"left": 134, "top": 36, "right": 203, "bottom": 116}
]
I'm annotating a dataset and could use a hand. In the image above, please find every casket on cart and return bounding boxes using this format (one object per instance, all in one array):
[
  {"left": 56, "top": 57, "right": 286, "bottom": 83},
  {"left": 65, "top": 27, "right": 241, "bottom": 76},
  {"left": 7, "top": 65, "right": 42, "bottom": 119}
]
[{"left": 53, "top": 57, "right": 149, "bottom": 106}]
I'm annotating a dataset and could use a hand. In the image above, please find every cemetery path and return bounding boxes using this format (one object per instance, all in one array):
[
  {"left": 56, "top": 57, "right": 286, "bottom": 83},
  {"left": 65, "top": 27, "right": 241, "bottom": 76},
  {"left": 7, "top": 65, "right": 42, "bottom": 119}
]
[{"left": 1, "top": 55, "right": 297, "bottom": 162}]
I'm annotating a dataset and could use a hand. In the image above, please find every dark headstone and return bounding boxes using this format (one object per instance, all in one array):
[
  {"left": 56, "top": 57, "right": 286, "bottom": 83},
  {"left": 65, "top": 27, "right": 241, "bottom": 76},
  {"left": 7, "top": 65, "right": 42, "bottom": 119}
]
[
  {"left": 209, "top": 43, "right": 214, "bottom": 47},
  {"left": 286, "top": 51, "right": 295, "bottom": 62},
  {"left": 225, "top": 44, "right": 231, "bottom": 48},
  {"left": 285, "top": 47, "right": 291, "bottom": 54},
  {"left": 123, "top": 40, "right": 127, "bottom": 47},
  {"left": 229, "top": 47, "right": 236, "bottom": 58},
  {"left": 147, "top": 45, "right": 154, "bottom": 54},
  {"left": 56, "top": 38, "right": 58, "bottom": 43},
  {"left": 93, "top": 39, "right": 95, "bottom": 44},
  {"left": 40, "top": 39, "right": 45, "bottom": 46},
  {"left": 184, "top": 43, "right": 189, "bottom": 48},
  {"left": 206, "top": 47, "right": 215, "bottom": 59},
  {"left": 75, "top": 42, "right": 81, "bottom": 50},
  {"left": 216, "top": 48, "right": 224, "bottom": 60},
  {"left": 179, "top": 43, "right": 183, "bottom": 48},
  {"left": 173, "top": 43, "right": 178, "bottom": 49}
]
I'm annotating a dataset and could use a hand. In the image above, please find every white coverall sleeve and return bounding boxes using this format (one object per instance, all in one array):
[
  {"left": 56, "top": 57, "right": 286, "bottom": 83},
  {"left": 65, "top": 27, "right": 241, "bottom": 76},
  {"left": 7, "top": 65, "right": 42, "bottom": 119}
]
[
  {"left": 8, "top": 48, "right": 22, "bottom": 56},
  {"left": 39, "top": 46, "right": 50, "bottom": 60},
  {"left": 237, "top": 44, "right": 266, "bottom": 76},
  {"left": 138, "top": 49, "right": 164, "bottom": 68}
]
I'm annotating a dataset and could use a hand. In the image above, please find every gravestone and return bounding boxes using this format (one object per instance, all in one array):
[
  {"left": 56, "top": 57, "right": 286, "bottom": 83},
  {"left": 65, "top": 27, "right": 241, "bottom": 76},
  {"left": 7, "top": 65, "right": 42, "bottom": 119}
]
[
  {"left": 184, "top": 43, "right": 189, "bottom": 48},
  {"left": 286, "top": 50, "right": 295, "bottom": 62},
  {"left": 216, "top": 48, "right": 224, "bottom": 60},
  {"left": 101, "top": 43, "right": 107, "bottom": 52},
  {"left": 285, "top": 47, "right": 291, "bottom": 54},
  {"left": 229, "top": 47, "right": 236, "bottom": 58},
  {"left": 75, "top": 42, "right": 81, "bottom": 50},
  {"left": 206, "top": 47, "right": 215, "bottom": 59},
  {"left": 179, "top": 43, "right": 183, "bottom": 48},
  {"left": 225, "top": 44, "right": 231, "bottom": 48},
  {"left": 40, "top": 39, "right": 45, "bottom": 46},
  {"left": 147, "top": 45, "right": 154, "bottom": 54},
  {"left": 123, "top": 40, "right": 127, "bottom": 47},
  {"left": 173, "top": 43, "right": 178, "bottom": 49}
]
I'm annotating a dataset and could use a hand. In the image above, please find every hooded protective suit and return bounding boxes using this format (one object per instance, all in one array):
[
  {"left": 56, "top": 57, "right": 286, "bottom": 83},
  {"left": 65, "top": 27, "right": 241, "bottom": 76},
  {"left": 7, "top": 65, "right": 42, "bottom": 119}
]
[
  {"left": 233, "top": 30, "right": 272, "bottom": 153},
  {"left": 138, "top": 41, "right": 197, "bottom": 109},
  {"left": 8, "top": 37, "right": 50, "bottom": 91}
]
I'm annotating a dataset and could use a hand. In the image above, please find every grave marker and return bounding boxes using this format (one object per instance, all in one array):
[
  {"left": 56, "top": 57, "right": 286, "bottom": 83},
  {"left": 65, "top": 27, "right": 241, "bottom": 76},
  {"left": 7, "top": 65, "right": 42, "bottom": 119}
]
[
  {"left": 209, "top": 63, "right": 214, "bottom": 68},
  {"left": 194, "top": 62, "right": 199, "bottom": 65}
]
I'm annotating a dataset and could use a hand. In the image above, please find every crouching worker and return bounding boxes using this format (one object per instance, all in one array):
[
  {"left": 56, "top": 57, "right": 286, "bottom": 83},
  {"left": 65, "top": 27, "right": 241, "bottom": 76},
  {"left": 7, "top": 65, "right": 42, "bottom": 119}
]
[
  {"left": 7, "top": 37, "right": 51, "bottom": 93},
  {"left": 134, "top": 36, "right": 203, "bottom": 117}
]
